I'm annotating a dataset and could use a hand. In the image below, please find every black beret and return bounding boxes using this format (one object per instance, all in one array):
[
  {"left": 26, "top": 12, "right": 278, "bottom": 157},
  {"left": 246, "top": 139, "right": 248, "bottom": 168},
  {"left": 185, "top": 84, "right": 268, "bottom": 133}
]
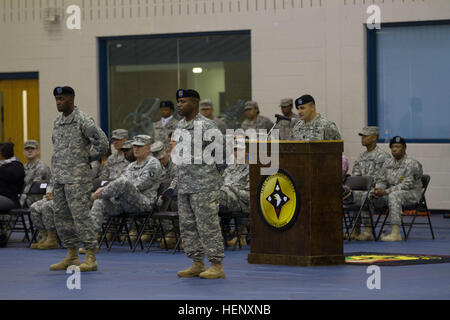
[
  {"left": 295, "top": 94, "right": 315, "bottom": 109},
  {"left": 160, "top": 101, "right": 174, "bottom": 109},
  {"left": 176, "top": 89, "right": 200, "bottom": 100},
  {"left": 53, "top": 86, "right": 75, "bottom": 96},
  {"left": 390, "top": 136, "right": 407, "bottom": 148}
]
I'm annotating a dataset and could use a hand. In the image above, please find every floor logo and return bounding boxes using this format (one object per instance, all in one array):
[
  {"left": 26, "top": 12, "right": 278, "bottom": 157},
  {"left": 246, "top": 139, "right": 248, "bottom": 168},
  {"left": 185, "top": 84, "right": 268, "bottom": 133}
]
[{"left": 258, "top": 169, "right": 299, "bottom": 231}]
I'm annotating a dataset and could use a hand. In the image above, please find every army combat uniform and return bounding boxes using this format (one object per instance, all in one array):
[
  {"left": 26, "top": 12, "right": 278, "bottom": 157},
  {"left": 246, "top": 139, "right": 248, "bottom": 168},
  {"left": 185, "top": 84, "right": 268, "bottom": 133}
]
[
  {"left": 91, "top": 152, "right": 164, "bottom": 233},
  {"left": 30, "top": 181, "right": 55, "bottom": 232},
  {"left": 20, "top": 159, "right": 51, "bottom": 208},
  {"left": 153, "top": 116, "right": 179, "bottom": 147},
  {"left": 52, "top": 107, "right": 109, "bottom": 250},
  {"left": 290, "top": 114, "right": 341, "bottom": 141},
  {"left": 372, "top": 155, "right": 423, "bottom": 226},
  {"left": 241, "top": 114, "right": 274, "bottom": 132},
  {"left": 99, "top": 152, "right": 130, "bottom": 181},
  {"left": 174, "top": 113, "right": 225, "bottom": 264}
]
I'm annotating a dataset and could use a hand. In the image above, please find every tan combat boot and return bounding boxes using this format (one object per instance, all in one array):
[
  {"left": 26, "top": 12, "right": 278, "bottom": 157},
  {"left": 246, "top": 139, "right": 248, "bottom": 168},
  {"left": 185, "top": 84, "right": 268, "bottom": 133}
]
[
  {"left": 78, "top": 249, "right": 98, "bottom": 272},
  {"left": 159, "top": 232, "right": 177, "bottom": 249},
  {"left": 30, "top": 230, "right": 47, "bottom": 249},
  {"left": 381, "top": 225, "right": 402, "bottom": 242},
  {"left": 199, "top": 262, "right": 226, "bottom": 279},
  {"left": 38, "top": 230, "right": 58, "bottom": 250},
  {"left": 355, "top": 227, "right": 375, "bottom": 241},
  {"left": 177, "top": 260, "right": 206, "bottom": 278},
  {"left": 227, "top": 225, "right": 247, "bottom": 247},
  {"left": 50, "top": 248, "right": 80, "bottom": 271}
]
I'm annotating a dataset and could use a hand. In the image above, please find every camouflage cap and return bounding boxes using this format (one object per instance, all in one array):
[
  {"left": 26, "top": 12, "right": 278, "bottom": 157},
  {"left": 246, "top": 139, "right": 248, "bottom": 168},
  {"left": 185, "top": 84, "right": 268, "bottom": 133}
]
[
  {"left": 358, "top": 126, "right": 379, "bottom": 136},
  {"left": 24, "top": 140, "right": 39, "bottom": 149},
  {"left": 244, "top": 101, "right": 258, "bottom": 110},
  {"left": 199, "top": 98, "right": 213, "bottom": 109},
  {"left": 150, "top": 141, "right": 166, "bottom": 159},
  {"left": 280, "top": 98, "right": 293, "bottom": 107},
  {"left": 120, "top": 140, "right": 133, "bottom": 150},
  {"left": 112, "top": 129, "right": 129, "bottom": 140},
  {"left": 132, "top": 135, "right": 152, "bottom": 146}
]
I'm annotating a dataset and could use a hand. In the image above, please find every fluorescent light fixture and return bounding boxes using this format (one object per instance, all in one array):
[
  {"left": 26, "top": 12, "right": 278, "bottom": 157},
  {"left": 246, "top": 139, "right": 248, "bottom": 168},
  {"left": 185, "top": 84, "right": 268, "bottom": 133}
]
[
  {"left": 192, "top": 67, "right": 203, "bottom": 74},
  {"left": 22, "top": 90, "right": 28, "bottom": 143}
]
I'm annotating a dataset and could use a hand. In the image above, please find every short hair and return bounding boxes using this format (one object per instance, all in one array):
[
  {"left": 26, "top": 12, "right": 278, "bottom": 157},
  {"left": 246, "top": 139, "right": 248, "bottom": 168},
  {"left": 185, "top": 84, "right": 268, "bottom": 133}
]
[{"left": 0, "top": 142, "right": 14, "bottom": 159}]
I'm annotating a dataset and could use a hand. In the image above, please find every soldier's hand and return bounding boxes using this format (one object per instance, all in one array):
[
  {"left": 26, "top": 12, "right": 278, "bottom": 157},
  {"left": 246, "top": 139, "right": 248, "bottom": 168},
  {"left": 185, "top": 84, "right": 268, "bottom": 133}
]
[
  {"left": 45, "top": 193, "right": 53, "bottom": 200},
  {"left": 94, "top": 187, "right": 104, "bottom": 199}
]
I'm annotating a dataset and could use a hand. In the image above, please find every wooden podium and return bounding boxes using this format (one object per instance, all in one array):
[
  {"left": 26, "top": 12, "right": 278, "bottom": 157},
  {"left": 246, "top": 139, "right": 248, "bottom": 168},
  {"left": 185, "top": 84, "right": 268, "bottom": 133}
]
[{"left": 247, "top": 141, "right": 345, "bottom": 266}]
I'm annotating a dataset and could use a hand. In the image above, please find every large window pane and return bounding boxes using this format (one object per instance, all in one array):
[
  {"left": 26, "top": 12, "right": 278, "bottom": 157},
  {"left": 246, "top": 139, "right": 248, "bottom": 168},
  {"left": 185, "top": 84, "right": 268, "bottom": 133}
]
[{"left": 106, "top": 31, "right": 251, "bottom": 137}]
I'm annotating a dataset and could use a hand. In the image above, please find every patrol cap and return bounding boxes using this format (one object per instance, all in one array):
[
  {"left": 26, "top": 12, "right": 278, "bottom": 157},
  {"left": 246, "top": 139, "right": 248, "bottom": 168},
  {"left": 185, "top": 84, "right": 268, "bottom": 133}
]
[
  {"left": 280, "top": 98, "right": 293, "bottom": 107},
  {"left": 199, "top": 99, "right": 213, "bottom": 109},
  {"left": 120, "top": 140, "right": 133, "bottom": 150},
  {"left": 160, "top": 101, "right": 174, "bottom": 110},
  {"left": 150, "top": 141, "right": 166, "bottom": 160},
  {"left": 111, "top": 129, "right": 129, "bottom": 140},
  {"left": 295, "top": 94, "right": 315, "bottom": 109},
  {"left": 132, "top": 135, "right": 152, "bottom": 146},
  {"left": 390, "top": 136, "right": 407, "bottom": 148},
  {"left": 53, "top": 86, "right": 75, "bottom": 96},
  {"left": 244, "top": 101, "right": 258, "bottom": 111},
  {"left": 176, "top": 89, "right": 200, "bottom": 100},
  {"left": 24, "top": 140, "right": 39, "bottom": 149},
  {"left": 358, "top": 126, "right": 379, "bottom": 137}
]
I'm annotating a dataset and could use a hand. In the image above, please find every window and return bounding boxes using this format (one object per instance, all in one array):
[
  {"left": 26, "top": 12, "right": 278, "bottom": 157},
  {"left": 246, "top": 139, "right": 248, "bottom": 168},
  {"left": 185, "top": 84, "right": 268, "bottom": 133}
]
[
  {"left": 367, "top": 21, "right": 450, "bottom": 142},
  {"left": 99, "top": 31, "right": 251, "bottom": 137}
]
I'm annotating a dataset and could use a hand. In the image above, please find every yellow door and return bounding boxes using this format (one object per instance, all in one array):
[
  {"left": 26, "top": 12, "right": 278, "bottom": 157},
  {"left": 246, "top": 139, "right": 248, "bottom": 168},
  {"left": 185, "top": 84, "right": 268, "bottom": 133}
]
[{"left": 0, "top": 78, "right": 40, "bottom": 164}]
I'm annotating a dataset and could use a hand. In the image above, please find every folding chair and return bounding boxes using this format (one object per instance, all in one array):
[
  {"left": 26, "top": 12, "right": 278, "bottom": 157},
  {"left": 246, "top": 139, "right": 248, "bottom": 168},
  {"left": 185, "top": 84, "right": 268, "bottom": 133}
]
[
  {"left": 5, "top": 181, "right": 48, "bottom": 244},
  {"left": 219, "top": 206, "right": 250, "bottom": 250},
  {"left": 342, "top": 175, "right": 376, "bottom": 242},
  {"left": 376, "top": 174, "right": 434, "bottom": 241}
]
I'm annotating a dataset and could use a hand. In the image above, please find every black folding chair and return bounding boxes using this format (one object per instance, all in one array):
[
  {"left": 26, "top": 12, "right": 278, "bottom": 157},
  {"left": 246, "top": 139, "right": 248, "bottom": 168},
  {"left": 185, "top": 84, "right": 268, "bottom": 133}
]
[
  {"left": 219, "top": 206, "right": 250, "bottom": 250},
  {"left": 5, "top": 181, "right": 48, "bottom": 244},
  {"left": 376, "top": 174, "right": 434, "bottom": 241},
  {"left": 342, "top": 176, "right": 376, "bottom": 242}
]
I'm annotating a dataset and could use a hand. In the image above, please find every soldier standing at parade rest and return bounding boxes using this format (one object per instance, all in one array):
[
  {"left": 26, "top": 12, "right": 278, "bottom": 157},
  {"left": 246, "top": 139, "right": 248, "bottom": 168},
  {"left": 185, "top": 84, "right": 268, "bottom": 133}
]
[
  {"left": 371, "top": 136, "right": 423, "bottom": 242},
  {"left": 49, "top": 86, "right": 109, "bottom": 272},
  {"left": 273, "top": 98, "right": 299, "bottom": 140},
  {"left": 174, "top": 89, "right": 226, "bottom": 279},
  {"left": 152, "top": 101, "right": 179, "bottom": 148},
  {"left": 290, "top": 94, "right": 341, "bottom": 141},
  {"left": 241, "top": 101, "right": 274, "bottom": 132},
  {"left": 199, "top": 99, "right": 227, "bottom": 134}
]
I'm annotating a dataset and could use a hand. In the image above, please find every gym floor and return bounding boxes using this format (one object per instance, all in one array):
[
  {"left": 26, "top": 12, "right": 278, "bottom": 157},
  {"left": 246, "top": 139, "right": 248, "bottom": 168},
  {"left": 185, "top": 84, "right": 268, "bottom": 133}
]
[{"left": 1, "top": 215, "right": 449, "bottom": 300}]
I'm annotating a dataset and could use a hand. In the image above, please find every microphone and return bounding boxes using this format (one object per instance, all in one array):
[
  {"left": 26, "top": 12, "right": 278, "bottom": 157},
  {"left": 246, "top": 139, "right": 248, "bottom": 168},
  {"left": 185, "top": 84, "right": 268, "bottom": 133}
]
[{"left": 274, "top": 114, "right": 291, "bottom": 122}]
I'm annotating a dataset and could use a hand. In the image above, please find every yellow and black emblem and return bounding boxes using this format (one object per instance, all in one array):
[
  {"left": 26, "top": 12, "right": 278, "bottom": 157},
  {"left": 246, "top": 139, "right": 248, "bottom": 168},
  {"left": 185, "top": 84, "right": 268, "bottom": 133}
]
[{"left": 257, "top": 169, "right": 299, "bottom": 231}]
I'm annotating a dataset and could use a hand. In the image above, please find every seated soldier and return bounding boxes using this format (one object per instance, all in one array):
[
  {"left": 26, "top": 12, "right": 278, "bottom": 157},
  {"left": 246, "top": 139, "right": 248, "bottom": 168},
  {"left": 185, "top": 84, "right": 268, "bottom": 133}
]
[
  {"left": 151, "top": 141, "right": 180, "bottom": 248},
  {"left": 99, "top": 129, "right": 130, "bottom": 181},
  {"left": 90, "top": 135, "right": 164, "bottom": 243},
  {"left": 368, "top": 136, "right": 423, "bottom": 242},
  {"left": 29, "top": 180, "right": 58, "bottom": 249},
  {"left": 218, "top": 141, "right": 250, "bottom": 247},
  {"left": 20, "top": 140, "right": 51, "bottom": 208}
]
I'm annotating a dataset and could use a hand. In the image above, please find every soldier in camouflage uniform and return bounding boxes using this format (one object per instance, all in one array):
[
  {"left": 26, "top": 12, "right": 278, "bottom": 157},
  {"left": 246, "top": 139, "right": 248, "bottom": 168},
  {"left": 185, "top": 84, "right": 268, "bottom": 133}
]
[
  {"left": 174, "top": 89, "right": 226, "bottom": 279},
  {"left": 152, "top": 101, "right": 179, "bottom": 148},
  {"left": 20, "top": 140, "right": 51, "bottom": 208},
  {"left": 370, "top": 136, "right": 423, "bottom": 241},
  {"left": 350, "top": 126, "right": 391, "bottom": 241},
  {"left": 199, "top": 99, "right": 227, "bottom": 134},
  {"left": 273, "top": 98, "right": 299, "bottom": 140},
  {"left": 219, "top": 143, "right": 250, "bottom": 247},
  {"left": 99, "top": 129, "right": 130, "bottom": 181},
  {"left": 49, "top": 86, "right": 109, "bottom": 272},
  {"left": 290, "top": 95, "right": 341, "bottom": 141},
  {"left": 90, "top": 135, "right": 164, "bottom": 235},
  {"left": 241, "top": 101, "right": 274, "bottom": 132},
  {"left": 29, "top": 179, "right": 58, "bottom": 250}
]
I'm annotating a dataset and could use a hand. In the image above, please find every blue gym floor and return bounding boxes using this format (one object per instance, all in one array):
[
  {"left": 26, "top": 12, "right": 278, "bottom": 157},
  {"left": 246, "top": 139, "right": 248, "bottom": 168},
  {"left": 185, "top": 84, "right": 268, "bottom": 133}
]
[{"left": 1, "top": 215, "right": 449, "bottom": 300}]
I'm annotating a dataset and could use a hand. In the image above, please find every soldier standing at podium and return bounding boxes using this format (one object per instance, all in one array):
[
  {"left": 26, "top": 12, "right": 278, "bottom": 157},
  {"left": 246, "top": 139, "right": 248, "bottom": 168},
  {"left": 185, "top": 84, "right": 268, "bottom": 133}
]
[{"left": 290, "top": 94, "right": 341, "bottom": 141}]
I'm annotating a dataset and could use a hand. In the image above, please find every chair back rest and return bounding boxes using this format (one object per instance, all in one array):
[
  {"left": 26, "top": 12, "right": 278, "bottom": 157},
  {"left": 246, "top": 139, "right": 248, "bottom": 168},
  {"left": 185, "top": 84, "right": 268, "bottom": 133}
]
[
  {"left": 28, "top": 181, "right": 49, "bottom": 195},
  {"left": 344, "top": 175, "right": 373, "bottom": 191},
  {"left": 421, "top": 174, "right": 430, "bottom": 190},
  {"left": 156, "top": 180, "right": 172, "bottom": 212}
]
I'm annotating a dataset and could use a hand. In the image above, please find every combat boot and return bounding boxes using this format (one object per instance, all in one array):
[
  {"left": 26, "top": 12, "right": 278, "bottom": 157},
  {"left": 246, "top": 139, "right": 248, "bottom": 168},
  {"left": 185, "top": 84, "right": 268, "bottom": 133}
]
[
  {"left": 159, "top": 232, "right": 177, "bottom": 249},
  {"left": 30, "top": 230, "right": 47, "bottom": 249},
  {"left": 177, "top": 260, "right": 206, "bottom": 278},
  {"left": 381, "top": 225, "right": 402, "bottom": 242},
  {"left": 79, "top": 249, "right": 98, "bottom": 272},
  {"left": 199, "top": 262, "right": 226, "bottom": 279},
  {"left": 355, "top": 227, "right": 375, "bottom": 241},
  {"left": 50, "top": 248, "right": 80, "bottom": 271},
  {"left": 38, "top": 230, "right": 58, "bottom": 249},
  {"left": 227, "top": 225, "right": 247, "bottom": 247}
]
